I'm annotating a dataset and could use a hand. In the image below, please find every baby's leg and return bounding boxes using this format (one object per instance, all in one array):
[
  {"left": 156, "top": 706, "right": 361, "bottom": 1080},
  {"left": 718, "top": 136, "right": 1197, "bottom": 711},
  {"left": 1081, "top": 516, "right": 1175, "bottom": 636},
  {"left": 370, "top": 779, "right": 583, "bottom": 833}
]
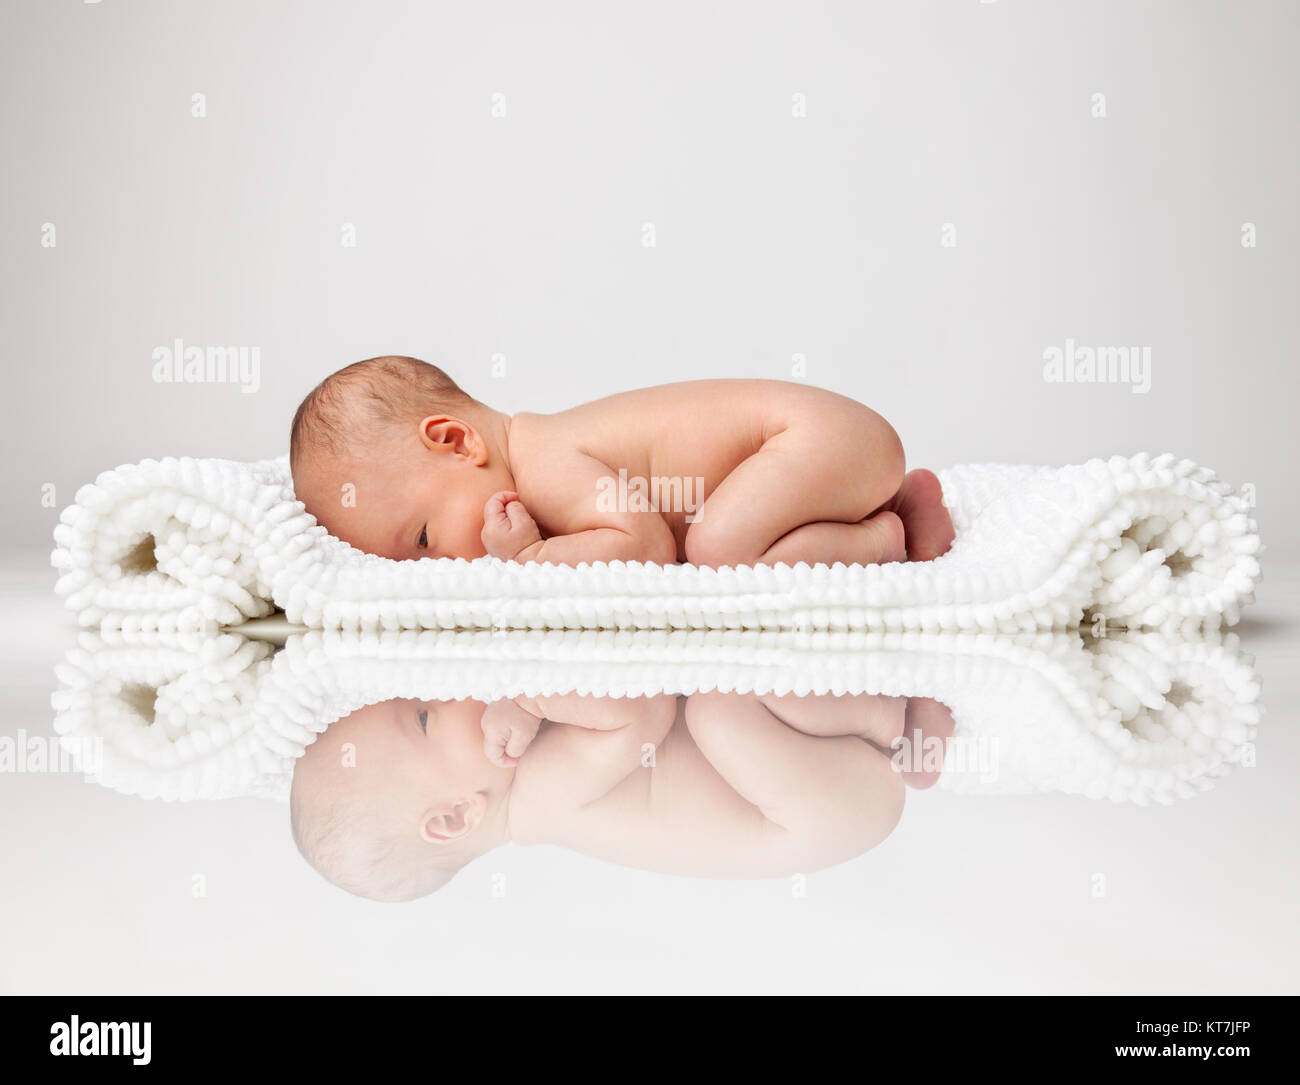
[
  {"left": 685, "top": 692, "right": 904, "bottom": 852},
  {"left": 761, "top": 692, "right": 955, "bottom": 790},
  {"left": 757, "top": 692, "right": 906, "bottom": 751},
  {"left": 759, "top": 512, "right": 905, "bottom": 566},
  {"left": 684, "top": 416, "right": 905, "bottom": 569}
]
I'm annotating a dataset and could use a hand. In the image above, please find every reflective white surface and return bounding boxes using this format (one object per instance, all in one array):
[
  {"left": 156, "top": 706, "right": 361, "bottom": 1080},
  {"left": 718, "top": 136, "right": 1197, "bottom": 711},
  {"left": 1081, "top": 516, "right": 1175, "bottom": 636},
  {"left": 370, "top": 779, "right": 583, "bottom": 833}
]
[{"left": 3, "top": 548, "right": 1296, "bottom": 994}]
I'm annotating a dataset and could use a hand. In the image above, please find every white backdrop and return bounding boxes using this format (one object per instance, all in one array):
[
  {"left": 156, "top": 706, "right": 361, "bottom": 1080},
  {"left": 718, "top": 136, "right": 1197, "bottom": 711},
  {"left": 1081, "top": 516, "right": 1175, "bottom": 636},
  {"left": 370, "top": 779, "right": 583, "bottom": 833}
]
[{"left": 2, "top": 0, "right": 1296, "bottom": 554}]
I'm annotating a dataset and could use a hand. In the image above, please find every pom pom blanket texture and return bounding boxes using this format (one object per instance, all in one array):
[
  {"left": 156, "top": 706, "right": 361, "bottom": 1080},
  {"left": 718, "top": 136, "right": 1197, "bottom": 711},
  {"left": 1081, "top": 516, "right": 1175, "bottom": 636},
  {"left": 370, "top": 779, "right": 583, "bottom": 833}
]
[
  {"left": 51, "top": 453, "right": 1261, "bottom": 635},
  {"left": 50, "top": 627, "right": 1260, "bottom": 806}
]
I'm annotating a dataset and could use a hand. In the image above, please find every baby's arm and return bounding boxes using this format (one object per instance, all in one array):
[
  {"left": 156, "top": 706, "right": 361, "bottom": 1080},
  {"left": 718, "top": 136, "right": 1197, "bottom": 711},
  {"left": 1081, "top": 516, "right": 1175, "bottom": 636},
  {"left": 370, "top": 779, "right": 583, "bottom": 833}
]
[
  {"left": 482, "top": 451, "right": 677, "bottom": 565},
  {"left": 505, "top": 694, "right": 678, "bottom": 811},
  {"left": 511, "top": 692, "right": 664, "bottom": 731},
  {"left": 481, "top": 692, "right": 655, "bottom": 768}
]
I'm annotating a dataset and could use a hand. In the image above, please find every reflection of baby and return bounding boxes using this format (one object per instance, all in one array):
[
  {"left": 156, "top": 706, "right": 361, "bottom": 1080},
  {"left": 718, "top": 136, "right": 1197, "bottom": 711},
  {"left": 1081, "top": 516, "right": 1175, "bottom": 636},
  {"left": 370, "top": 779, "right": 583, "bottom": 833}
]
[
  {"left": 289, "top": 356, "right": 955, "bottom": 567},
  {"left": 289, "top": 691, "right": 951, "bottom": 902}
]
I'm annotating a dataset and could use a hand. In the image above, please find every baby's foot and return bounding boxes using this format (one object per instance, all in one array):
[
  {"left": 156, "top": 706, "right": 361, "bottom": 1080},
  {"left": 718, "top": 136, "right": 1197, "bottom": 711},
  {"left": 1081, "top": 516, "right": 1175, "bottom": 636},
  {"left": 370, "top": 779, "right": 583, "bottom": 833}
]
[
  {"left": 894, "top": 697, "right": 955, "bottom": 790},
  {"left": 886, "top": 469, "right": 955, "bottom": 561}
]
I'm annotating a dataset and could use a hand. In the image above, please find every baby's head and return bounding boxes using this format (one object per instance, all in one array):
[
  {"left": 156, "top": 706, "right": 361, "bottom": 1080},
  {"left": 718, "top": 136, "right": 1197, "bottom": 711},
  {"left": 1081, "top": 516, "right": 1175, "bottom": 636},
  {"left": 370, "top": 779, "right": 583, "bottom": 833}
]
[
  {"left": 290, "top": 697, "right": 514, "bottom": 902},
  {"left": 290, "top": 356, "right": 512, "bottom": 559}
]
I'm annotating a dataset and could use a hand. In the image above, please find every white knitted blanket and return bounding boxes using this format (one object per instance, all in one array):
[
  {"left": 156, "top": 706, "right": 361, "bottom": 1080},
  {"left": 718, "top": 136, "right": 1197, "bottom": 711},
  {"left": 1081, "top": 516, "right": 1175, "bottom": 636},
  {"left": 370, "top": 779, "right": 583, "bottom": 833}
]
[
  {"left": 51, "top": 453, "right": 1260, "bottom": 633},
  {"left": 50, "top": 627, "right": 1259, "bottom": 806}
]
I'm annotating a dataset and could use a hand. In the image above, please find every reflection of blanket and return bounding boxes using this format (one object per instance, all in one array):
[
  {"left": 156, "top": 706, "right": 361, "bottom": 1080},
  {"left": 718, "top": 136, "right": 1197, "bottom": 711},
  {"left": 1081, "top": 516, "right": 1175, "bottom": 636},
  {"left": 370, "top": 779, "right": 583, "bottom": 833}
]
[
  {"left": 51, "top": 627, "right": 1260, "bottom": 806},
  {"left": 52, "top": 453, "right": 1259, "bottom": 633}
]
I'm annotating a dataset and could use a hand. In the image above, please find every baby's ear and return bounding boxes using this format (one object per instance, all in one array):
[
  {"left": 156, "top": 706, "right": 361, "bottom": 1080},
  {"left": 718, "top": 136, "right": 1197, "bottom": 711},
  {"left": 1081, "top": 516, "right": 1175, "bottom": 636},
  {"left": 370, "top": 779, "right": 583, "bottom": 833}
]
[
  {"left": 418, "top": 415, "right": 486, "bottom": 463},
  {"left": 418, "top": 795, "right": 486, "bottom": 844}
]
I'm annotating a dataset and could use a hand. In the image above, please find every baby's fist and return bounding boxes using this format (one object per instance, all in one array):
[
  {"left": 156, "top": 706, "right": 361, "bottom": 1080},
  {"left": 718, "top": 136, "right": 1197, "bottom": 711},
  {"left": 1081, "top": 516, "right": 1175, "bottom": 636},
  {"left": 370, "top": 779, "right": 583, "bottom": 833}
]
[
  {"left": 482, "top": 491, "right": 543, "bottom": 561},
  {"left": 481, "top": 699, "right": 543, "bottom": 768}
]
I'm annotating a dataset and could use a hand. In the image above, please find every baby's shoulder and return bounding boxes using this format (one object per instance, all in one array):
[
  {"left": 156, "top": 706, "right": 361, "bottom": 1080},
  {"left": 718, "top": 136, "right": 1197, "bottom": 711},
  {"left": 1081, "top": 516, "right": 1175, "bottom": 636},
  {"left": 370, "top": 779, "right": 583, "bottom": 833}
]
[{"left": 506, "top": 409, "right": 573, "bottom": 458}]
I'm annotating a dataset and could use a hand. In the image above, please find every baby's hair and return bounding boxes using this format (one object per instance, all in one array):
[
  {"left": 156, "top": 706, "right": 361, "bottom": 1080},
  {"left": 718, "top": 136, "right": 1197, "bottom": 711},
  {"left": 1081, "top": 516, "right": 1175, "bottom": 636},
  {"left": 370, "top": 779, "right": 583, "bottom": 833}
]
[
  {"left": 289, "top": 764, "right": 459, "bottom": 903},
  {"left": 289, "top": 355, "right": 473, "bottom": 472}
]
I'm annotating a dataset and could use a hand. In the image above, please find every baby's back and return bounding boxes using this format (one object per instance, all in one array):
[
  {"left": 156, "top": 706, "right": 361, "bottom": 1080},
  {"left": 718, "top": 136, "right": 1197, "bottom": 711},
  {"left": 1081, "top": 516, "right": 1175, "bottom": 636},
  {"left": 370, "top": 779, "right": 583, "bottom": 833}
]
[
  {"left": 512, "top": 379, "right": 868, "bottom": 552},
  {"left": 529, "top": 698, "right": 892, "bottom": 879}
]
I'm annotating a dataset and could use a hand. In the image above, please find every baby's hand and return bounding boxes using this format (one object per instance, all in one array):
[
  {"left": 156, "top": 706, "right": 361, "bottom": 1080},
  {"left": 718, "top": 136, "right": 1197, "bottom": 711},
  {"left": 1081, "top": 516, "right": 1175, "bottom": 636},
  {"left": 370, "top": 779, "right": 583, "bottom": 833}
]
[
  {"left": 481, "top": 699, "right": 543, "bottom": 768},
  {"left": 482, "top": 491, "right": 544, "bottom": 561}
]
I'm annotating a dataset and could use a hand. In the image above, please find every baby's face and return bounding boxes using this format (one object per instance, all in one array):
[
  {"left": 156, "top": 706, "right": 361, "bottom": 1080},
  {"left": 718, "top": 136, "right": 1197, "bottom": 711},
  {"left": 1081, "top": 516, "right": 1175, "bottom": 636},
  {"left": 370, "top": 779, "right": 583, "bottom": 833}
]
[
  {"left": 297, "top": 697, "right": 508, "bottom": 838},
  {"left": 297, "top": 441, "right": 498, "bottom": 561}
]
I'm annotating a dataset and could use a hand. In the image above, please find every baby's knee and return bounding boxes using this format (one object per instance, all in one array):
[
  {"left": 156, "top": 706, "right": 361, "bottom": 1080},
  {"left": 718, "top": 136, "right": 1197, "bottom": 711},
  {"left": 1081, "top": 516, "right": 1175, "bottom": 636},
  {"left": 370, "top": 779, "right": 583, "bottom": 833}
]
[
  {"left": 683, "top": 690, "right": 736, "bottom": 739},
  {"left": 683, "top": 519, "right": 755, "bottom": 569}
]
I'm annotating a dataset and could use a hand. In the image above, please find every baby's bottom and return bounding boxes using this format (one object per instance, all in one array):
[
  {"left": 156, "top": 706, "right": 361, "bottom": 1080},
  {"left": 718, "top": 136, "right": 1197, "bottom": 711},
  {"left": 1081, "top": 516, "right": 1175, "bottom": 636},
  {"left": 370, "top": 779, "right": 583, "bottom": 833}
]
[{"left": 683, "top": 418, "right": 954, "bottom": 568}]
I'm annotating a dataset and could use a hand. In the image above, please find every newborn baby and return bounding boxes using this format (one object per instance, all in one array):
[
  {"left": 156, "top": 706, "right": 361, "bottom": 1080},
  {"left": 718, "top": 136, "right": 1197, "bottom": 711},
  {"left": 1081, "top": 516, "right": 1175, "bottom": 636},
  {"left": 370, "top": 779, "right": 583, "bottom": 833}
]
[
  {"left": 290, "top": 690, "right": 947, "bottom": 902},
  {"left": 289, "top": 356, "right": 955, "bottom": 567}
]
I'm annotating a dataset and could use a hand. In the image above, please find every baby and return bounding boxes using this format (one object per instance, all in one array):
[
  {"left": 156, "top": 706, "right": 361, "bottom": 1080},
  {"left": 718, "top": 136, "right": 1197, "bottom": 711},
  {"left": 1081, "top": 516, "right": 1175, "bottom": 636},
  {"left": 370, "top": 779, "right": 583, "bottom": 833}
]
[
  {"left": 289, "top": 356, "right": 955, "bottom": 567},
  {"left": 290, "top": 690, "right": 952, "bottom": 902}
]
